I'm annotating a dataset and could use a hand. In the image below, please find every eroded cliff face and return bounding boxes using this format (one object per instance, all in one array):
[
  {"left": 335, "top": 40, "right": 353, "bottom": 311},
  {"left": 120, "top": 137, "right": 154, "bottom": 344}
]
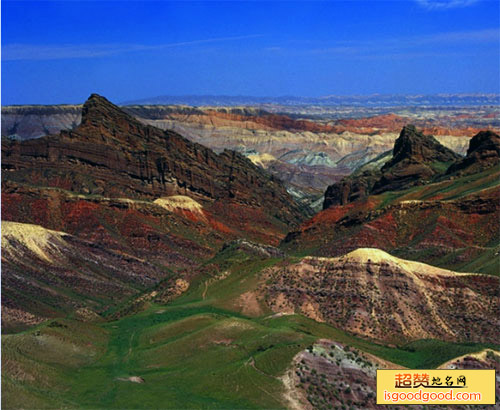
[
  {"left": 446, "top": 130, "right": 500, "bottom": 176},
  {"left": 371, "top": 125, "right": 461, "bottom": 193},
  {"left": 4, "top": 104, "right": 490, "bottom": 141},
  {"left": 136, "top": 112, "right": 473, "bottom": 197},
  {"left": 1, "top": 94, "right": 312, "bottom": 331},
  {"left": 1, "top": 105, "right": 82, "bottom": 139},
  {"left": 0, "top": 95, "right": 311, "bottom": 332},
  {"left": 2, "top": 94, "right": 305, "bottom": 229},
  {"left": 3, "top": 103, "right": 483, "bottom": 201},
  {"left": 262, "top": 249, "right": 500, "bottom": 344},
  {"left": 323, "top": 125, "right": 464, "bottom": 208}
]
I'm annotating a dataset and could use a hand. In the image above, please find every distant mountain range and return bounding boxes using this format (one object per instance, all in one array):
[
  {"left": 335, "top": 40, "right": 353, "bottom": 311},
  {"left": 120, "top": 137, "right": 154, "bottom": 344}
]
[{"left": 122, "top": 93, "right": 500, "bottom": 107}]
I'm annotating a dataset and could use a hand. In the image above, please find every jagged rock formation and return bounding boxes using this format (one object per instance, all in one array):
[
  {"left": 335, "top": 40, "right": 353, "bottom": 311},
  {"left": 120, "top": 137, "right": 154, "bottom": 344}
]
[
  {"left": 3, "top": 103, "right": 483, "bottom": 202},
  {"left": 286, "top": 180, "right": 500, "bottom": 274},
  {"left": 382, "top": 125, "right": 460, "bottom": 168},
  {"left": 2, "top": 95, "right": 312, "bottom": 328},
  {"left": 263, "top": 249, "right": 500, "bottom": 344},
  {"left": 371, "top": 125, "right": 461, "bottom": 193},
  {"left": 446, "top": 130, "right": 500, "bottom": 175},
  {"left": 323, "top": 171, "right": 380, "bottom": 208},
  {"left": 321, "top": 151, "right": 392, "bottom": 208},
  {"left": 2, "top": 96, "right": 499, "bottom": 410},
  {"left": 323, "top": 125, "right": 462, "bottom": 208},
  {"left": 2, "top": 94, "right": 305, "bottom": 228}
]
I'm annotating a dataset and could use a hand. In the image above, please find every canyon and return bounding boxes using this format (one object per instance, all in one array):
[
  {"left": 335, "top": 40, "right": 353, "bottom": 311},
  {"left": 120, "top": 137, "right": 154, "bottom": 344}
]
[
  {"left": 4, "top": 102, "right": 497, "bottom": 210},
  {"left": 2, "top": 94, "right": 499, "bottom": 410}
]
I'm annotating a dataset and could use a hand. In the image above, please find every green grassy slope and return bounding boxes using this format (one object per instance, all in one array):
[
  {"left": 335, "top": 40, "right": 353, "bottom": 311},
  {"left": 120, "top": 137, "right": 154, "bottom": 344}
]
[
  {"left": 284, "top": 165, "right": 500, "bottom": 275},
  {"left": 4, "top": 305, "right": 497, "bottom": 409},
  {"left": 3, "top": 248, "right": 498, "bottom": 409}
]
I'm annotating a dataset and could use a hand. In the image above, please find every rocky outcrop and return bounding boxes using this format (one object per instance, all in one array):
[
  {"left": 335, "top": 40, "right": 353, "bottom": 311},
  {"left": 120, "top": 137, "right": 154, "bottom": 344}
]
[
  {"left": 4, "top": 103, "right": 483, "bottom": 200},
  {"left": 322, "top": 151, "right": 392, "bottom": 208},
  {"left": 263, "top": 249, "right": 500, "bottom": 344},
  {"left": 323, "top": 126, "right": 462, "bottom": 208},
  {"left": 371, "top": 125, "right": 461, "bottom": 193},
  {"left": 2, "top": 94, "right": 305, "bottom": 228},
  {"left": 221, "top": 239, "right": 286, "bottom": 259},
  {"left": 284, "top": 340, "right": 404, "bottom": 410},
  {"left": 446, "top": 130, "right": 500, "bottom": 175},
  {"left": 384, "top": 125, "right": 460, "bottom": 168},
  {"left": 323, "top": 171, "right": 381, "bottom": 208}
]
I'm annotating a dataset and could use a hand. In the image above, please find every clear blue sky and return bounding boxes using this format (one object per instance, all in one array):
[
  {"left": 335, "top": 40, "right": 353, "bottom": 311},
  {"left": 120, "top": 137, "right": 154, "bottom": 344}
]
[{"left": 2, "top": 0, "right": 499, "bottom": 104}]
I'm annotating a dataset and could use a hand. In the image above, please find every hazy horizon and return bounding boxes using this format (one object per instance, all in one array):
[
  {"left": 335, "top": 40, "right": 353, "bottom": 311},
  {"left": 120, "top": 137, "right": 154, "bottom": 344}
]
[{"left": 2, "top": 92, "right": 500, "bottom": 107}]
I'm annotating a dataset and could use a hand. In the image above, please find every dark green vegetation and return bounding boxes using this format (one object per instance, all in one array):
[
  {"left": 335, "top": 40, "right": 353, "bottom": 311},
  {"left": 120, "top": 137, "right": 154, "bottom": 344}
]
[{"left": 3, "top": 248, "right": 498, "bottom": 409}]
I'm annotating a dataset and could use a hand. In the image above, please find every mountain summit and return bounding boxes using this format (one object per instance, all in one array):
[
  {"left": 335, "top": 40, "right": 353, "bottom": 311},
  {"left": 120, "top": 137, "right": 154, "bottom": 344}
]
[
  {"left": 446, "top": 130, "right": 500, "bottom": 176},
  {"left": 371, "top": 125, "right": 461, "bottom": 193},
  {"left": 382, "top": 125, "right": 460, "bottom": 170},
  {"left": 323, "top": 125, "right": 462, "bottom": 207},
  {"left": 78, "top": 93, "right": 147, "bottom": 142},
  {"left": 2, "top": 94, "right": 306, "bottom": 229}
]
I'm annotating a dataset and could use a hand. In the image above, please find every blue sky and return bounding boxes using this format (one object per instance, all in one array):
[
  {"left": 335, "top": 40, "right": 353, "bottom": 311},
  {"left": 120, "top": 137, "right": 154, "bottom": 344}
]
[{"left": 2, "top": 0, "right": 499, "bottom": 104}]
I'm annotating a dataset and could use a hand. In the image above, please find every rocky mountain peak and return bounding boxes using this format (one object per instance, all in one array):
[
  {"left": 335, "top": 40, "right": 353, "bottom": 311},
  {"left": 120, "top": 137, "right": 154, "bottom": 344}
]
[
  {"left": 78, "top": 93, "right": 146, "bottom": 141},
  {"left": 81, "top": 93, "right": 120, "bottom": 122},
  {"left": 446, "top": 130, "right": 500, "bottom": 175},
  {"left": 384, "top": 124, "right": 461, "bottom": 170},
  {"left": 323, "top": 126, "right": 465, "bottom": 208},
  {"left": 2, "top": 93, "right": 306, "bottom": 233},
  {"left": 467, "top": 130, "right": 500, "bottom": 156}
]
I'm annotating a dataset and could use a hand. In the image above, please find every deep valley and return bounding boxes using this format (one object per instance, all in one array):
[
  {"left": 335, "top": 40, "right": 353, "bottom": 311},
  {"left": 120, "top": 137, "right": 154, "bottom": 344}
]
[{"left": 2, "top": 94, "right": 500, "bottom": 409}]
